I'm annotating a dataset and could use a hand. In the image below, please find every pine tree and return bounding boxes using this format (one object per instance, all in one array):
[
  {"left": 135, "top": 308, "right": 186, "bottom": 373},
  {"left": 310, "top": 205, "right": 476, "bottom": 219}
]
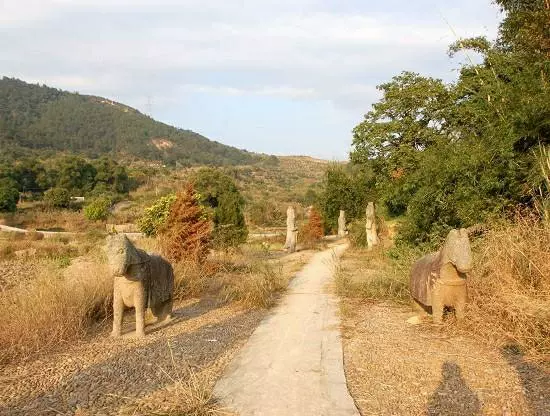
[
  {"left": 301, "top": 206, "right": 324, "bottom": 244},
  {"left": 158, "top": 183, "right": 212, "bottom": 263}
]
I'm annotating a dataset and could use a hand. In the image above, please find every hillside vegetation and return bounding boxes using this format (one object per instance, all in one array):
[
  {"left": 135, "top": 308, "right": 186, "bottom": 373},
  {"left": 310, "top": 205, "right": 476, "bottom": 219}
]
[{"left": 0, "top": 77, "right": 262, "bottom": 166}]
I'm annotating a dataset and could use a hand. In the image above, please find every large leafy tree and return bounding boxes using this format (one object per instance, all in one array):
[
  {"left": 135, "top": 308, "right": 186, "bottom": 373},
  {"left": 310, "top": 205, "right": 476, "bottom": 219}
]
[{"left": 346, "top": 1, "right": 550, "bottom": 242}]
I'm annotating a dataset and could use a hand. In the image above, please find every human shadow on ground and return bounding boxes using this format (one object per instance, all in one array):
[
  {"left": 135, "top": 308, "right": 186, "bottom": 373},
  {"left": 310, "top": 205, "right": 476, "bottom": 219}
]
[
  {"left": 426, "top": 361, "right": 481, "bottom": 416},
  {"left": 502, "top": 345, "right": 550, "bottom": 416},
  {"left": 1, "top": 309, "right": 265, "bottom": 416}
]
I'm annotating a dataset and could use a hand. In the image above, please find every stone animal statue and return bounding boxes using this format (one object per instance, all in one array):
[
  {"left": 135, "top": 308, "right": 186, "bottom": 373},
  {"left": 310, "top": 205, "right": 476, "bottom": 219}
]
[
  {"left": 284, "top": 206, "right": 298, "bottom": 253},
  {"left": 338, "top": 210, "right": 347, "bottom": 237},
  {"left": 365, "top": 202, "right": 379, "bottom": 250},
  {"left": 105, "top": 234, "right": 174, "bottom": 337},
  {"left": 409, "top": 229, "right": 472, "bottom": 323}
]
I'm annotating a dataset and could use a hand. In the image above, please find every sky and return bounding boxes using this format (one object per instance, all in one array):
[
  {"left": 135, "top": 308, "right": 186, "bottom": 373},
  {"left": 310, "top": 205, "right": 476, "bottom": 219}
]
[{"left": 0, "top": 0, "right": 501, "bottom": 160}]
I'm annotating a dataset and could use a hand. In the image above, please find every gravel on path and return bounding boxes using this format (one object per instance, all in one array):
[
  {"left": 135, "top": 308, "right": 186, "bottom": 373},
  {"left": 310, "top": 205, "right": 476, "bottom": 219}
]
[
  {"left": 341, "top": 301, "right": 550, "bottom": 416},
  {"left": 0, "top": 299, "right": 265, "bottom": 416}
]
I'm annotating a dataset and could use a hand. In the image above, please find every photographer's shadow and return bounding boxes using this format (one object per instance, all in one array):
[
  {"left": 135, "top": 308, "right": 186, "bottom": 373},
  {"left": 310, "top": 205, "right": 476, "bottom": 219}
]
[{"left": 426, "top": 361, "right": 481, "bottom": 416}]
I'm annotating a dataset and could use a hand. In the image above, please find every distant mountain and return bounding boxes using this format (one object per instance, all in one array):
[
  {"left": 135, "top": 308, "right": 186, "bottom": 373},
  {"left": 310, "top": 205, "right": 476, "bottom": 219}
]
[{"left": 0, "top": 77, "right": 263, "bottom": 166}]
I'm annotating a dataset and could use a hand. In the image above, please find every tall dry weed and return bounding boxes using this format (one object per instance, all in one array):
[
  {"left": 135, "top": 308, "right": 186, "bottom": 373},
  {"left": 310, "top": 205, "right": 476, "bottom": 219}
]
[
  {"left": 219, "top": 261, "right": 285, "bottom": 308},
  {"left": 0, "top": 259, "right": 112, "bottom": 364},
  {"left": 464, "top": 216, "right": 550, "bottom": 362}
]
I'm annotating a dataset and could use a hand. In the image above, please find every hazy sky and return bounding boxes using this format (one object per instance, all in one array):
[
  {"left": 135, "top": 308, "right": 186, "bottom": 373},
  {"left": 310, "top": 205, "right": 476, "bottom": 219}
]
[{"left": 1, "top": 0, "right": 501, "bottom": 159}]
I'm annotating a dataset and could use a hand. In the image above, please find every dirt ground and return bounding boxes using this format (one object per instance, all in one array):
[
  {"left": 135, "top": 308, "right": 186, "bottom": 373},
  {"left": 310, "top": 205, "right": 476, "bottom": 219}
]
[
  {"left": 341, "top": 301, "right": 550, "bottom": 416},
  {"left": 0, "top": 247, "right": 315, "bottom": 415}
]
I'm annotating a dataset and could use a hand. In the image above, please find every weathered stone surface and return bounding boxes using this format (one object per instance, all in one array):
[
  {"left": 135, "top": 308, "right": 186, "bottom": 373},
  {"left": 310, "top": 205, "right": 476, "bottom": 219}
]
[
  {"left": 365, "top": 202, "right": 379, "bottom": 250},
  {"left": 337, "top": 210, "right": 347, "bottom": 238},
  {"left": 284, "top": 206, "right": 298, "bottom": 253},
  {"left": 105, "top": 234, "right": 174, "bottom": 338},
  {"left": 409, "top": 228, "right": 472, "bottom": 323}
]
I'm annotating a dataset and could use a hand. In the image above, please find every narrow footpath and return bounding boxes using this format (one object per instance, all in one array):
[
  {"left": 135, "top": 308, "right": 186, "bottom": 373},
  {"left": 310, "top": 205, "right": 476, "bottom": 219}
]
[{"left": 214, "top": 243, "right": 359, "bottom": 416}]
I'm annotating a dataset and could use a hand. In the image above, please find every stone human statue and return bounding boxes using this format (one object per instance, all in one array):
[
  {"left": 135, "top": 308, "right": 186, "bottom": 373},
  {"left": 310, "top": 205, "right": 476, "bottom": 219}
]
[
  {"left": 365, "top": 202, "right": 379, "bottom": 250},
  {"left": 284, "top": 206, "right": 298, "bottom": 253},
  {"left": 337, "top": 210, "right": 347, "bottom": 237}
]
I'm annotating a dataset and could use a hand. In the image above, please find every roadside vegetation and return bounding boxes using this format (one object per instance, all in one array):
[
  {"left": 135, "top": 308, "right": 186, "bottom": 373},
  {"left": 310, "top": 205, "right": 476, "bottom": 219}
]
[
  {"left": 0, "top": 166, "right": 318, "bottom": 366},
  {"left": 328, "top": 0, "right": 550, "bottom": 367}
]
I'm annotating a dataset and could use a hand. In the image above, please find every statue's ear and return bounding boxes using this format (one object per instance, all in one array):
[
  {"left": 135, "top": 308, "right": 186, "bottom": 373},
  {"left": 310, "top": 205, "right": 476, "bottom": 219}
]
[{"left": 124, "top": 239, "right": 149, "bottom": 280}]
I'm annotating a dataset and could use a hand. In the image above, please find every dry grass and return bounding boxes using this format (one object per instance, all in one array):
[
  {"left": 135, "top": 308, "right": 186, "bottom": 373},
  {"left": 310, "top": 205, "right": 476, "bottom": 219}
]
[
  {"left": 218, "top": 261, "right": 286, "bottom": 308},
  {"left": 0, "top": 257, "right": 112, "bottom": 364},
  {"left": 120, "top": 368, "right": 224, "bottom": 416},
  {"left": 0, "top": 230, "right": 310, "bottom": 366},
  {"left": 119, "top": 344, "right": 240, "bottom": 416},
  {"left": 463, "top": 217, "right": 550, "bottom": 363},
  {"left": 2, "top": 205, "right": 102, "bottom": 232},
  {"left": 335, "top": 246, "right": 413, "bottom": 304},
  {"left": 338, "top": 215, "right": 550, "bottom": 364}
]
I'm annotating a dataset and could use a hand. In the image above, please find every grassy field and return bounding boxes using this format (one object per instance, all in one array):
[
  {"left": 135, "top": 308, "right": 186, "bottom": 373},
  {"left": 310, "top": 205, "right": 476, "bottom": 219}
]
[{"left": 337, "top": 216, "right": 550, "bottom": 365}]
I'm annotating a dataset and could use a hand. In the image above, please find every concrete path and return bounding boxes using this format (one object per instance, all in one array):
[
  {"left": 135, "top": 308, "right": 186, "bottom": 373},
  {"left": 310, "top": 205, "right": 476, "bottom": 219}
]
[{"left": 214, "top": 243, "right": 359, "bottom": 416}]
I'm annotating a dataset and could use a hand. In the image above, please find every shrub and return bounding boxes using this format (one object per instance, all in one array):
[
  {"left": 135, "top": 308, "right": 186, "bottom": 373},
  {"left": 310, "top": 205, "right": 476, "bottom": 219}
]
[
  {"left": 0, "top": 180, "right": 19, "bottom": 212},
  {"left": 158, "top": 183, "right": 212, "bottom": 263},
  {"left": 43, "top": 187, "right": 70, "bottom": 208},
  {"left": 193, "top": 168, "right": 248, "bottom": 248},
  {"left": 300, "top": 206, "right": 324, "bottom": 245},
  {"left": 137, "top": 193, "right": 177, "bottom": 237},
  {"left": 84, "top": 197, "right": 112, "bottom": 221}
]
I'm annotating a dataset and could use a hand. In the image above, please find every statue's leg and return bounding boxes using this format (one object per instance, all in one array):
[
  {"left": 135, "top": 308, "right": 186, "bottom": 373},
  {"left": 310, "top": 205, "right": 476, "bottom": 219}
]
[
  {"left": 432, "top": 296, "right": 444, "bottom": 324},
  {"left": 134, "top": 288, "right": 146, "bottom": 337},
  {"left": 454, "top": 288, "right": 467, "bottom": 320},
  {"left": 152, "top": 298, "right": 173, "bottom": 323},
  {"left": 454, "top": 302, "right": 465, "bottom": 320},
  {"left": 111, "top": 285, "right": 124, "bottom": 337}
]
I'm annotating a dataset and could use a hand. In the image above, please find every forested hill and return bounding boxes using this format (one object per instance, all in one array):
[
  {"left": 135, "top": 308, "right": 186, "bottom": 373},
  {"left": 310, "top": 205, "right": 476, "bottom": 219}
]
[{"left": 0, "top": 77, "right": 261, "bottom": 166}]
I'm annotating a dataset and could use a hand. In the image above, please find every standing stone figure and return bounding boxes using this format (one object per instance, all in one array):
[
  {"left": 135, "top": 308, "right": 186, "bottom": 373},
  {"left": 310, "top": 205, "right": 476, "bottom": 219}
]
[
  {"left": 337, "top": 210, "right": 347, "bottom": 237},
  {"left": 105, "top": 234, "right": 174, "bottom": 337},
  {"left": 366, "top": 202, "right": 379, "bottom": 249},
  {"left": 284, "top": 206, "right": 298, "bottom": 253},
  {"left": 409, "top": 229, "right": 472, "bottom": 323}
]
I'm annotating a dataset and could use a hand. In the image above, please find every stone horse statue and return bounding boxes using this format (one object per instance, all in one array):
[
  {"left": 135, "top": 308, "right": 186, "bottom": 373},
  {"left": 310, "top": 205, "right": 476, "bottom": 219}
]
[
  {"left": 106, "top": 234, "right": 174, "bottom": 337},
  {"left": 409, "top": 229, "right": 473, "bottom": 323}
]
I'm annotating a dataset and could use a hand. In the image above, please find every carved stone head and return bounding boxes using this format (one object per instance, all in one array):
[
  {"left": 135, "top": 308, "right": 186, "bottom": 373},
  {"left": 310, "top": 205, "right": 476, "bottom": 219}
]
[
  {"left": 441, "top": 228, "right": 473, "bottom": 273},
  {"left": 105, "top": 234, "right": 145, "bottom": 278}
]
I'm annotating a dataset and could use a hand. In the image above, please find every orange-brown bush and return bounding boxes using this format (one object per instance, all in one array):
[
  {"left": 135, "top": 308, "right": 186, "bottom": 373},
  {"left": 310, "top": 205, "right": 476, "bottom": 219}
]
[
  {"left": 158, "top": 183, "right": 212, "bottom": 263},
  {"left": 463, "top": 216, "right": 550, "bottom": 363},
  {"left": 300, "top": 207, "right": 324, "bottom": 246}
]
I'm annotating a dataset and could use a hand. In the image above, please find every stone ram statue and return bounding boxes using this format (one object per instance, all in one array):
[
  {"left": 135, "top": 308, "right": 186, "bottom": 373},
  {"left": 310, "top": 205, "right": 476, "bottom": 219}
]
[
  {"left": 284, "top": 206, "right": 298, "bottom": 253},
  {"left": 106, "top": 234, "right": 174, "bottom": 337},
  {"left": 338, "top": 210, "right": 347, "bottom": 237},
  {"left": 409, "top": 228, "right": 472, "bottom": 323},
  {"left": 365, "top": 202, "right": 379, "bottom": 250}
]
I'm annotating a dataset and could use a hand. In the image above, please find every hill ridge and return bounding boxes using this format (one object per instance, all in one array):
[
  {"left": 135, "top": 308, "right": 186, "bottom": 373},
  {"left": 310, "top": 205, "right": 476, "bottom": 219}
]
[{"left": 0, "top": 77, "right": 261, "bottom": 166}]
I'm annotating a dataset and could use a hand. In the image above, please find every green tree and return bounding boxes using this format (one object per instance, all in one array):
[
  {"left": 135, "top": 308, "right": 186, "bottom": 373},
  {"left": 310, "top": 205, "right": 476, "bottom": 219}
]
[
  {"left": 0, "top": 178, "right": 19, "bottom": 212},
  {"left": 137, "top": 194, "right": 177, "bottom": 237},
  {"left": 84, "top": 197, "right": 112, "bottom": 221},
  {"left": 43, "top": 187, "right": 71, "bottom": 208},
  {"left": 319, "top": 164, "right": 374, "bottom": 232},
  {"left": 193, "top": 168, "right": 248, "bottom": 248}
]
